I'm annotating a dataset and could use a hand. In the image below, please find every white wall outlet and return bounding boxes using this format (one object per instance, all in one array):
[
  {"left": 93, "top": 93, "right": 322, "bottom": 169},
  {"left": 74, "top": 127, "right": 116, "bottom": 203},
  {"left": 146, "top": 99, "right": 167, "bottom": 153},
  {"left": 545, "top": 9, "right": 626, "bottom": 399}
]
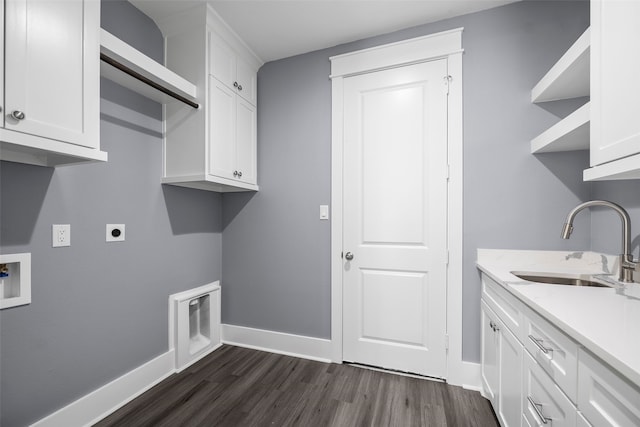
[
  {"left": 320, "top": 205, "right": 329, "bottom": 220},
  {"left": 106, "top": 224, "right": 125, "bottom": 242},
  {"left": 52, "top": 224, "right": 70, "bottom": 247}
]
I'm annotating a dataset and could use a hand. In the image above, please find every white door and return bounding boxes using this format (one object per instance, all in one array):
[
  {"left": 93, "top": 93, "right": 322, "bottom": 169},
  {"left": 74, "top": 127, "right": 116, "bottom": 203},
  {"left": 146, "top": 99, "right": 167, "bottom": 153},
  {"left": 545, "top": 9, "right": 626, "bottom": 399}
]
[{"left": 342, "top": 59, "right": 449, "bottom": 378}]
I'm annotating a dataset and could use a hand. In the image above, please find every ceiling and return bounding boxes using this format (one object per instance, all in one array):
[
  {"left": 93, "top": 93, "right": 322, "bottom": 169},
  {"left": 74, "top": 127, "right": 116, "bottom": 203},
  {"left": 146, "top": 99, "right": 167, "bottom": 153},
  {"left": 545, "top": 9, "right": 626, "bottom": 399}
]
[{"left": 131, "top": 0, "right": 518, "bottom": 63}]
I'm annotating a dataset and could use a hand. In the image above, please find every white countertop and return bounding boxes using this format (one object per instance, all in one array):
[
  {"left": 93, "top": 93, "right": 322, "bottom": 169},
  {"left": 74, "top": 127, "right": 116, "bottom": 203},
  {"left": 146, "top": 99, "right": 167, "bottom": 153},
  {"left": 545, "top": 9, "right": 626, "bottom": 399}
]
[{"left": 477, "top": 249, "right": 640, "bottom": 388}]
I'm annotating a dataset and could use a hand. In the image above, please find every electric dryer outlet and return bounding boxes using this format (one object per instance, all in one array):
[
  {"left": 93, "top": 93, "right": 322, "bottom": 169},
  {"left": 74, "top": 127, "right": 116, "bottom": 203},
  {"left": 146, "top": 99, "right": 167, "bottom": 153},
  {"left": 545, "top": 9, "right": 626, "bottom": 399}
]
[{"left": 106, "top": 224, "right": 125, "bottom": 242}]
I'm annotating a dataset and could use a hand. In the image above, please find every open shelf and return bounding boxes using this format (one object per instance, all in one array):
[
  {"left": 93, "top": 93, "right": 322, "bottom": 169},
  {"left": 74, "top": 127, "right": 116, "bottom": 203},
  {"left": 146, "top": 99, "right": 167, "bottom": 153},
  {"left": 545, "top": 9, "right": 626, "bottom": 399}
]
[
  {"left": 531, "top": 27, "right": 590, "bottom": 103},
  {"left": 100, "top": 29, "right": 198, "bottom": 106},
  {"left": 531, "top": 102, "right": 590, "bottom": 153}
]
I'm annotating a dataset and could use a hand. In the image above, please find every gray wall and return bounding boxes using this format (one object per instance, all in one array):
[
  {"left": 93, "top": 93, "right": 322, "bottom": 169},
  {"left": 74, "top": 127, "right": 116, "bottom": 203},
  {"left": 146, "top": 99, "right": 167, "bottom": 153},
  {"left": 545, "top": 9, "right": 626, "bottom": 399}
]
[
  {"left": 221, "top": 0, "right": 593, "bottom": 362},
  {"left": 591, "top": 181, "right": 640, "bottom": 256},
  {"left": 0, "top": 2, "right": 223, "bottom": 426}
]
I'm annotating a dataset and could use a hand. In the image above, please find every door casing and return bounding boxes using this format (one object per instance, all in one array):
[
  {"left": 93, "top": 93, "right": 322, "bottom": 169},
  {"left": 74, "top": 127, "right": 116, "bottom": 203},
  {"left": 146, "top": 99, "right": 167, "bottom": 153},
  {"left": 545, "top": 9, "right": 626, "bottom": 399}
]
[{"left": 330, "top": 28, "right": 471, "bottom": 386}]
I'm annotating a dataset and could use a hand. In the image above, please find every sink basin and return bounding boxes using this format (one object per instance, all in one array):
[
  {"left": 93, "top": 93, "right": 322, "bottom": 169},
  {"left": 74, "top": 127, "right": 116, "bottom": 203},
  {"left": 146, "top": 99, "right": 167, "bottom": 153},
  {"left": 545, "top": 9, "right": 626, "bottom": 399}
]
[{"left": 511, "top": 272, "right": 614, "bottom": 288}]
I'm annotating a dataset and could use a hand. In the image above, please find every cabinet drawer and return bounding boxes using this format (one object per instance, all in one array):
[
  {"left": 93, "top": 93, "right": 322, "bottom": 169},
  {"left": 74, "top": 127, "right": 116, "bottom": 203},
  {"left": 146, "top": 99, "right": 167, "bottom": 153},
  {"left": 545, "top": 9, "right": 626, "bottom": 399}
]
[
  {"left": 523, "top": 351, "right": 577, "bottom": 427},
  {"left": 481, "top": 274, "right": 525, "bottom": 341},
  {"left": 524, "top": 306, "right": 579, "bottom": 403},
  {"left": 578, "top": 349, "right": 640, "bottom": 426}
]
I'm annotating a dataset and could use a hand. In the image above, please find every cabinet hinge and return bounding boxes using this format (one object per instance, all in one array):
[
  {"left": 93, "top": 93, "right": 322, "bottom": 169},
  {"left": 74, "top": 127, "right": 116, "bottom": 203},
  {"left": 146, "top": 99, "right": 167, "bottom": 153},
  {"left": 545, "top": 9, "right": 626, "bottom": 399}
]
[{"left": 443, "top": 75, "right": 452, "bottom": 95}]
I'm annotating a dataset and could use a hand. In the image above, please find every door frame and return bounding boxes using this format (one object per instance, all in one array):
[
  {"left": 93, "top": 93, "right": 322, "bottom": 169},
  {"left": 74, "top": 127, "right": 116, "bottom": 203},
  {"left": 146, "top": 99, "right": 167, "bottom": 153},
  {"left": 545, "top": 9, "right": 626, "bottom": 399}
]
[{"left": 329, "top": 28, "right": 472, "bottom": 387}]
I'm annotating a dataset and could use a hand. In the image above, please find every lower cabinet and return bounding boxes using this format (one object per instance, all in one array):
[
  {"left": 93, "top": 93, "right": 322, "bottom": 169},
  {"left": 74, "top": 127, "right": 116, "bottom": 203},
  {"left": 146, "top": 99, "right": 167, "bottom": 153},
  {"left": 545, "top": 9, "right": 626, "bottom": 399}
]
[
  {"left": 523, "top": 351, "right": 576, "bottom": 426},
  {"left": 480, "top": 273, "right": 640, "bottom": 427},
  {"left": 482, "top": 301, "right": 522, "bottom": 427}
]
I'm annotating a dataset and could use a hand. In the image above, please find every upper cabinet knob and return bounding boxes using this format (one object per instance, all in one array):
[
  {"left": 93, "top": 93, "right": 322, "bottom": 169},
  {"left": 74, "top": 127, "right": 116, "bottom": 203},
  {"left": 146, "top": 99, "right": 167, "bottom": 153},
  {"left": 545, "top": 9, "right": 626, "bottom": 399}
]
[
  {"left": 11, "top": 110, "right": 25, "bottom": 120},
  {"left": 237, "top": 85, "right": 243, "bottom": 91},
  {"left": 237, "top": 171, "right": 243, "bottom": 178},
  {"left": 345, "top": 252, "right": 354, "bottom": 261},
  {"left": 233, "top": 171, "right": 238, "bottom": 177},
  {"left": 233, "top": 81, "right": 239, "bottom": 88}
]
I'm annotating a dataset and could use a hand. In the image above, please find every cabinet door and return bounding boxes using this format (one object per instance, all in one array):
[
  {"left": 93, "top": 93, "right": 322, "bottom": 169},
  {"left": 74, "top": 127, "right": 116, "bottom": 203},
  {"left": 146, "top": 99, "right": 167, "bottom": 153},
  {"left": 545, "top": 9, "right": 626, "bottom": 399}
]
[
  {"left": 236, "top": 57, "right": 257, "bottom": 105},
  {"left": 523, "top": 351, "right": 576, "bottom": 427},
  {"left": 0, "top": 0, "right": 4, "bottom": 129},
  {"left": 497, "top": 320, "right": 523, "bottom": 427},
  {"left": 4, "top": 0, "right": 99, "bottom": 148},
  {"left": 235, "top": 97, "right": 256, "bottom": 184},
  {"left": 590, "top": 0, "right": 640, "bottom": 166},
  {"left": 481, "top": 302, "right": 499, "bottom": 407},
  {"left": 209, "top": 33, "right": 235, "bottom": 89},
  {"left": 208, "top": 76, "right": 236, "bottom": 180}
]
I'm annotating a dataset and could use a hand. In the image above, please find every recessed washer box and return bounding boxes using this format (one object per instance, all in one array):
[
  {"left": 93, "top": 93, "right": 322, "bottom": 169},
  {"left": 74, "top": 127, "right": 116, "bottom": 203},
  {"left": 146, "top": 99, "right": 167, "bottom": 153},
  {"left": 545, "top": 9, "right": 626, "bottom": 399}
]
[{"left": 0, "top": 253, "right": 31, "bottom": 310}]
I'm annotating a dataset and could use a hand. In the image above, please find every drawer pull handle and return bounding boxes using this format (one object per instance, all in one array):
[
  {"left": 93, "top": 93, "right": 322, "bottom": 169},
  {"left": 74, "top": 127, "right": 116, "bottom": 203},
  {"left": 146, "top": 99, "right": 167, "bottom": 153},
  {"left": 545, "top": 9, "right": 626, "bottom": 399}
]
[
  {"left": 527, "top": 396, "right": 551, "bottom": 424},
  {"left": 528, "top": 335, "right": 553, "bottom": 354}
]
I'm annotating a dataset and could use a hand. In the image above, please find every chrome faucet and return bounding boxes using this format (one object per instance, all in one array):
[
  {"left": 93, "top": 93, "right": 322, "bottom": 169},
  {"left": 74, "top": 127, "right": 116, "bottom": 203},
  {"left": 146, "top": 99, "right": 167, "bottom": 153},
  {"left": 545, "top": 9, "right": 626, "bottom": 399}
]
[{"left": 561, "top": 200, "right": 638, "bottom": 283}]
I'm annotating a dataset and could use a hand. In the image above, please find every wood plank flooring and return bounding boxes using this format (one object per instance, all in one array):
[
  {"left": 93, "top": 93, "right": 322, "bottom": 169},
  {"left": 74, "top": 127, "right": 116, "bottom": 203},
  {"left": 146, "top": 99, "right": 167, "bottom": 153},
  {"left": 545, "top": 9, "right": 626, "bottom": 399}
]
[{"left": 95, "top": 345, "right": 498, "bottom": 427}]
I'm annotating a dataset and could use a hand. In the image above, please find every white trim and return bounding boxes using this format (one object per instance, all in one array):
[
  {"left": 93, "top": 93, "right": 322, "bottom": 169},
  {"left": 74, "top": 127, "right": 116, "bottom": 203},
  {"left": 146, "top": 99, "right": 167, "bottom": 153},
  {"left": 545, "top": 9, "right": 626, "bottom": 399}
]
[
  {"left": 330, "top": 28, "right": 463, "bottom": 78},
  {"left": 31, "top": 350, "right": 175, "bottom": 427},
  {"left": 330, "top": 29, "right": 473, "bottom": 388},
  {"left": 221, "top": 324, "right": 332, "bottom": 363}
]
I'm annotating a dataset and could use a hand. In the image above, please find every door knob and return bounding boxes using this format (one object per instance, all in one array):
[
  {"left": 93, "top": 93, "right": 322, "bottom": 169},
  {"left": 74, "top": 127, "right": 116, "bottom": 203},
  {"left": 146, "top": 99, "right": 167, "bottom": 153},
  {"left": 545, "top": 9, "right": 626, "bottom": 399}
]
[
  {"left": 11, "top": 110, "right": 25, "bottom": 120},
  {"left": 345, "top": 252, "right": 354, "bottom": 261}
]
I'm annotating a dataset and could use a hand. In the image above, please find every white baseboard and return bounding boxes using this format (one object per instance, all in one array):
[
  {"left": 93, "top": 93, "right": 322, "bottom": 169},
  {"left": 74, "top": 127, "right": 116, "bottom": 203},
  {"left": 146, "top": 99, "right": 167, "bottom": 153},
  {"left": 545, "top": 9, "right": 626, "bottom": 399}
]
[
  {"left": 221, "top": 324, "right": 332, "bottom": 363},
  {"left": 31, "top": 350, "right": 175, "bottom": 427},
  {"left": 448, "top": 360, "right": 482, "bottom": 392}
]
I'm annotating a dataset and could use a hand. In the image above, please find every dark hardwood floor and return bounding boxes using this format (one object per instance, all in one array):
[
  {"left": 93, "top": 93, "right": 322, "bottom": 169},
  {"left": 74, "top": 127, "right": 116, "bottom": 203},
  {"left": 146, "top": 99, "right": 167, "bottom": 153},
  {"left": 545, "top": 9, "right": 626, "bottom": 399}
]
[{"left": 95, "top": 345, "right": 498, "bottom": 426}]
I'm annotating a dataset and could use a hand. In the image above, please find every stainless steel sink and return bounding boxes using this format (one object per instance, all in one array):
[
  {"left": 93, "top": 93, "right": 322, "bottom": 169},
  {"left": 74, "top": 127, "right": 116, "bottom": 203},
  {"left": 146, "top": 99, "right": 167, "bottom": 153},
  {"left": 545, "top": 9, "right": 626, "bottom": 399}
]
[{"left": 510, "top": 272, "right": 614, "bottom": 288}]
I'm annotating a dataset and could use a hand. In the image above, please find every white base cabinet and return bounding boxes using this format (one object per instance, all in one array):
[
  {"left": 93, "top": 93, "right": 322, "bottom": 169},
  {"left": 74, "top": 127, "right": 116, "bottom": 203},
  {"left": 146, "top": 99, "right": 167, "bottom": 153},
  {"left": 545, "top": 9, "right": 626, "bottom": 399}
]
[
  {"left": 482, "top": 301, "right": 523, "bottom": 427},
  {"left": 480, "top": 273, "right": 640, "bottom": 427},
  {"left": 0, "top": 0, "right": 106, "bottom": 167}
]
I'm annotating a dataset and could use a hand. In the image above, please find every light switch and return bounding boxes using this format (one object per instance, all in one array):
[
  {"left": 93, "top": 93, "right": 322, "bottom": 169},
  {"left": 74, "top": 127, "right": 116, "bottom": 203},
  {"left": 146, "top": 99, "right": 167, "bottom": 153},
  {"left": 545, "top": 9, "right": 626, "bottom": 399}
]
[{"left": 320, "top": 205, "right": 329, "bottom": 220}]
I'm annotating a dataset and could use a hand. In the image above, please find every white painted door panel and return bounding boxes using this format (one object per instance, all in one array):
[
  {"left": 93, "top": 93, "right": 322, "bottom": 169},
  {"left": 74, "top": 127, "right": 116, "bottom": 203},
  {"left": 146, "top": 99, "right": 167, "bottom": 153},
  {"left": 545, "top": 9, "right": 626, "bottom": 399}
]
[
  {"left": 208, "top": 76, "right": 235, "bottom": 180},
  {"left": 4, "top": 0, "right": 98, "bottom": 148},
  {"left": 236, "top": 97, "right": 256, "bottom": 184},
  {"left": 342, "top": 59, "right": 448, "bottom": 378},
  {"left": 590, "top": 0, "right": 640, "bottom": 166}
]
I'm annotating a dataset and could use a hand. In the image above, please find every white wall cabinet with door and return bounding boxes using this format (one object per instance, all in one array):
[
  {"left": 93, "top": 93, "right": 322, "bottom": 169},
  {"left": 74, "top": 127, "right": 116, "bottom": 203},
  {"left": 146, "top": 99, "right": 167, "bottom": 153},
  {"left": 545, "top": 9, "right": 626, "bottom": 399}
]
[
  {"left": 0, "top": 0, "right": 106, "bottom": 167},
  {"left": 584, "top": 0, "right": 640, "bottom": 180},
  {"left": 160, "top": 5, "right": 261, "bottom": 193}
]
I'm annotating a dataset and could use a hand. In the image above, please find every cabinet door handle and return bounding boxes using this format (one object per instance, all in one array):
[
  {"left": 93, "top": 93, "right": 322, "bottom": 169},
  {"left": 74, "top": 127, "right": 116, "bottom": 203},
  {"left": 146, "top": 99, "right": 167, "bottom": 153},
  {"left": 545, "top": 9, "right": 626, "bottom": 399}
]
[
  {"left": 527, "top": 396, "right": 551, "bottom": 424},
  {"left": 237, "top": 84, "right": 243, "bottom": 91},
  {"left": 233, "top": 81, "right": 239, "bottom": 88},
  {"left": 233, "top": 171, "right": 238, "bottom": 177},
  {"left": 237, "top": 171, "right": 242, "bottom": 178},
  {"left": 11, "top": 110, "right": 25, "bottom": 120},
  {"left": 528, "top": 335, "right": 553, "bottom": 354}
]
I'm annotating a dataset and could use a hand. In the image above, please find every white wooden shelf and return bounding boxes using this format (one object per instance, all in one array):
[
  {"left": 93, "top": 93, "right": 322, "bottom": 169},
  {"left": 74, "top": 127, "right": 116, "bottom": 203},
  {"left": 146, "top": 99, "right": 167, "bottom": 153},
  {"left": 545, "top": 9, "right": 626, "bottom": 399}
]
[
  {"left": 531, "top": 102, "right": 590, "bottom": 153},
  {"left": 100, "top": 29, "right": 198, "bottom": 106},
  {"left": 584, "top": 153, "right": 640, "bottom": 181},
  {"left": 162, "top": 175, "right": 259, "bottom": 193},
  {"left": 531, "top": 28, "right": 590, "bottom": 103}
]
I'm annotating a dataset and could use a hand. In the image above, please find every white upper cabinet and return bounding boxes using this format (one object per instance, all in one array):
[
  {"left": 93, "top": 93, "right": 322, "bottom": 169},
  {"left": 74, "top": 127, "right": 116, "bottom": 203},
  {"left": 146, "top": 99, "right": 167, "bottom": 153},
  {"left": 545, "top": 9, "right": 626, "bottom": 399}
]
[
  {"left": 584, "top": 0, "right": 640, "bottom": 180},
  {"left": 209, "top": 33, "right": 257, "bottom": 106},
  {"left": 160, "top": 4, "right": 262, "bottom": 193},
  {"left": 0, "top": 0, "right": 106, "bottom": 167}
]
